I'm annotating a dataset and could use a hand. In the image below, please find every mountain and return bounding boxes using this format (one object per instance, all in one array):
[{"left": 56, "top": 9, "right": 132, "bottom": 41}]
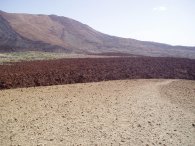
[{"left": 0, "top": 10, "right": 195, "bottom": 58}]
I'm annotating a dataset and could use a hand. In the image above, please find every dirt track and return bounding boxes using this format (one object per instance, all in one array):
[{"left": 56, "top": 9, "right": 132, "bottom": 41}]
[
  {"left": 0, "top": 57, "right": 195, "bottom": 89},
  {"left": 0, "top": 79, "right": 195, "bottom": 145}
]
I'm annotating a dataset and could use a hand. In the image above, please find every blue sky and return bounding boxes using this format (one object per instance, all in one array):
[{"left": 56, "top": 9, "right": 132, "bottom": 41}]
[{"left": 0, "top": 0, "right": 194, "bottom": 46}]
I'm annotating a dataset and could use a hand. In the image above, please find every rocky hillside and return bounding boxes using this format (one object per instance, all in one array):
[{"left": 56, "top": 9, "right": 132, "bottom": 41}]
[{"left": 0, "top": 10, "right": 195, "bottom": 58}]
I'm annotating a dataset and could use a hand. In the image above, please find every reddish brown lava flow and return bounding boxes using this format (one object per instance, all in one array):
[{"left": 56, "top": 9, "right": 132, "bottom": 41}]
[{"left": 0, "top": 57, "right": 195, "bottom": 89}]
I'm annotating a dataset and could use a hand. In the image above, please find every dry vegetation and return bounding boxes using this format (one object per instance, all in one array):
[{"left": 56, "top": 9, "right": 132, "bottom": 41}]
[{"left": 0, "top": 51, "right": 106, "bottom": 64}]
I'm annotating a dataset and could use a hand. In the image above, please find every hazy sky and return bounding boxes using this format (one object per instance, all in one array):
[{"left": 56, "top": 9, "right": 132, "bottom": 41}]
[{"left": 0, "top": 0, "right": 194, "bottom": 46}]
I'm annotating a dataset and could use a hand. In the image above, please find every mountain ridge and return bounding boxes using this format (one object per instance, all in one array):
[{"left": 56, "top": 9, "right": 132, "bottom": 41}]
[{"left": 0, "top": 10, "right": 195, "bottom": 59}]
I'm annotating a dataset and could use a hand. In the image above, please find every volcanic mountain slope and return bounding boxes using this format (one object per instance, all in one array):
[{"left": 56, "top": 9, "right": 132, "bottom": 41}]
[{"left": 0, "top": 10, "right": 195, "bottom": 58}]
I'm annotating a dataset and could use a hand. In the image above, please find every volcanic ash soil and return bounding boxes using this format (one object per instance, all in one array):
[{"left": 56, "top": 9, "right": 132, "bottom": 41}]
[{"left": 0, "top": 79, "right": 195, "bottom": 145}]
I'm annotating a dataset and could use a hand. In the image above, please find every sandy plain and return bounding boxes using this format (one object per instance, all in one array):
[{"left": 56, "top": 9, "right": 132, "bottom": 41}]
[{"left": 0, "top": 79, "right": 195, "bottom": 146}]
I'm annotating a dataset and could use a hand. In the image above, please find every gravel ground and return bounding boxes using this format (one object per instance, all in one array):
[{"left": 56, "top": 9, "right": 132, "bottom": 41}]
[{"left": 0, "top": 79, "right": 195, "bottom": 146}]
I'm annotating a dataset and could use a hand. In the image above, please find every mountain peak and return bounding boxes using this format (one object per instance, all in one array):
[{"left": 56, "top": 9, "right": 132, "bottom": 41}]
[{"left": 0, "top": 11, "right": 195, "bottom": 58}]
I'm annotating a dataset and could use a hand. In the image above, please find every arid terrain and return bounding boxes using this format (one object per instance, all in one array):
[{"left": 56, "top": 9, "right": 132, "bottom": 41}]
[
  {"left": 0, "top": 79, "right": 195, "bottom": 145},
  {"left": 1, "top": 11, "right": 195, "bottom": 59},
  {"left": 0, "top": 9, "right": 195, "bottom": 146},
  {"left": 0, "top": 57, "right": 195, "bottom": 89}
]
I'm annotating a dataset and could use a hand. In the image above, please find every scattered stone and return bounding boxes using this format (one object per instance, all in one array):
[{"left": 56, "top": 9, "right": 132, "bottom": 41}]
[{"left": 137, "top": 124, "right": 141, "bottom": 127}]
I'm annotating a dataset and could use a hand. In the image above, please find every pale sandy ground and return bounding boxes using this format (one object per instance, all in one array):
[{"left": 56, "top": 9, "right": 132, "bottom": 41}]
[{"left": 0, "top": 79, "right": 195, "bottom": 146}]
